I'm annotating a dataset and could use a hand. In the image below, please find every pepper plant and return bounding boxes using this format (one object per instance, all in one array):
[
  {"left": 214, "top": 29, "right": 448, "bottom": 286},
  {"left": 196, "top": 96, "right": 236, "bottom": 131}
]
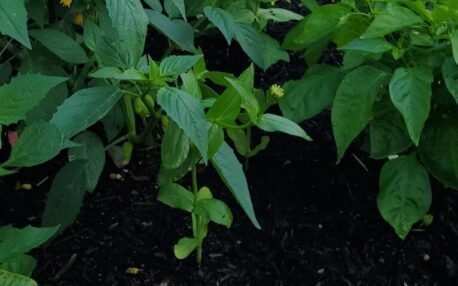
[
  {"left": 0, "top": 0, "right": 307, "bottom": 279},
  {"left": 281, "top": 0, "right": 458, "bottom": 239}
]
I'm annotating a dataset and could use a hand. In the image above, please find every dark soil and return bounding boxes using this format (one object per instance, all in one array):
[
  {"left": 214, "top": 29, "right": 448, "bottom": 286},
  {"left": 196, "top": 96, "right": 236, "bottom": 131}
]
[{"left": 1, "top": 1, "right": 458, "bottom": 286}]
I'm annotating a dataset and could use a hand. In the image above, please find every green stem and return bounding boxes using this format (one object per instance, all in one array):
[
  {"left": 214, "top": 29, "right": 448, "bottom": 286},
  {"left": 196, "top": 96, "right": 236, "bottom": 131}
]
[
  {"left": 104, "top": 134, "right": 129, "bottom": 151},
  {"left": 191, "top": 165, "right": 203, "bottom": 264},
  {"left": 122, "top": 95, "right": 137, "bottom": 139}
]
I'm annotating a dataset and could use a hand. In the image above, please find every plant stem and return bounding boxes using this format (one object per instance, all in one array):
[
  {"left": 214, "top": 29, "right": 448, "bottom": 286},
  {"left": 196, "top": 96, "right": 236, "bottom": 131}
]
[
  {"left": 191, "top": 165, "right": 203, "bottom": 264},
  {"left": 104, "top": 134, "right": 129, "bottom": 151}
]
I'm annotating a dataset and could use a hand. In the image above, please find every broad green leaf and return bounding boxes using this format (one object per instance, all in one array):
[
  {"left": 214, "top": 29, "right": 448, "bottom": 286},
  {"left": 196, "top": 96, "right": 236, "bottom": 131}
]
[
  {"left": 42, "top": 160, "right": 88, "bottom": 233},
  {"left": 181, "top": 71, "right": 202, "bottom": 99},
  {"left": 164, "top": 0, "right": 186, "bottom": 20},
  {"left": 332, "top": 66, "right": 389, "bottom": 163},
  {"left": 227, "top": 128, "right": 250, "bottom": 156},
  {"left": 442, "top": 57, "right": 458, "bottom": 104},
  {"left": 146, "top": 10, "right": 196, "bottom": 52},
  {"left": 257, "top": 113, "right": 312, "bottom": 141},
  {"left": 419, "top": 114, "right": 458, "bottom": 190},
  {"left": 257, "top": 8, "right": 304, "bottom": 22},
  {"left": 226, "top": 78, "right": 259, "bottom": 121},
  {"left": 144, "top": 0, "right": 162, "bottom": 11},
  {"left": 370, "top": 98, "right": 412, "bottom": 159},
  {"left": 50, "top": 86, "right": 122, "bottom": 139},
  {"left": 260, "top": 33, "right": 290, "bottom": 69},
  {"left": 0, "top": 269, "right": 37, "bottom": 286},
  {"left": 157, "top": 88, "right": 208, "bottom": 161},
  {"left": 0, "top": 0, "right": 31, "bottom": 48},
  {"left": 0, "top": 74, "right": 67, "bottom": 125},
  {"left": 0, "top": 168, "right": 15, "bottom": 176},
  {"left": 194, "top": 199, "right": 233, "bottom": 228},
  {"left": 207, "top": 65, "right": 254, "bottom": 125},
  {"left": 25, "top": 83, "right": 68, "bottom": 124},
  {"left": 287, "top": 4, "right": 350, "bottom": 46},
  {"left": 361, "top": 6, "right": 423, "bottom": 39},
  {"left": 340, "top": 38, "right": 393, "bottom": 54},
  {"left": 301, "top": 0, "right": 319, "bottom": 11},
  {"left": 102, "top": 103, "right": 124, "bottom": 142},
  {"left": 211, "top": 142, "right": 261, "bottom": 229},
  {"left": 106, "top": 0, "right": 149, "bottom": 65},
  {"left": 378, "top": 154, "right": 431, "bottom": 239},
  {"left": 158, "top": 149, "right": 200, "bottom": 187},
  {"left": 83, "top": 19, "right": 101, "bottom": 52},
  {"left": 233, "top": 23, "right": 266, "bottom": 69},
  {"left": 280, "top": 65, "right": 344, "bottom": 122},
  {"left": 68, "top": 132, "right": 105, "bottom": 193},
  {"left": 208, "top": 123, "right": 224, "bottom": 159},
  {"left": 204, "top": 7, "right": 236, "bottom": 44},
  {"left": 3, "top": 122, "right": 65, "bottom": 168},
  {"left": 29, "top": 29, "right": 88, "bottom": 64},
  {"left": 389, "top": 67, "right": 433, "bottom": 145},
  {"left": 161, "top": 120, "right": 190, "bottom": 169},
  {"left": 0, "top": 255, "right": 36, "bottom": 277},
  {"left": 95, "top": 35, "right": 132, "bottom": 68},
  {"left": 160, "top": 55, "right": 203, "bottom": 77},
  {"left": 0, "top": 225, "right": 59, "bottom": 262},
  {"left": 158, "top": 183, "right": 194, "bottom": 212},
  {"left": 449, "top": 30, "right": 458, "bottom": 64},
  {"left": 174, "top": 237, "right": 197, "bottom": 259}
]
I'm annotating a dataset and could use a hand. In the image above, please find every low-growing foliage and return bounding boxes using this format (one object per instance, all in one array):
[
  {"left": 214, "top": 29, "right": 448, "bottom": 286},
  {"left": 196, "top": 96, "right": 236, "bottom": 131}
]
[
  {"left": 0, "top": 0, "right": 306, "bottom": 279},
  {"left": 282, "top": 0, "right": 458, "bottom": 239}
]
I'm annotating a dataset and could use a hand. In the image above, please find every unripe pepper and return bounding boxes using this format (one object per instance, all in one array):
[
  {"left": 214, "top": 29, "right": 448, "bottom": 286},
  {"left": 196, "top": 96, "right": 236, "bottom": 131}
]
[
  {"left": 142, "top": 94, "right": 155, "bottom": 110},
  {"left": 122, "top": 142, "right": 134, "bottom": 166},
  {"left": 134, "top": 97, "right": 151, "bottom": 117}
]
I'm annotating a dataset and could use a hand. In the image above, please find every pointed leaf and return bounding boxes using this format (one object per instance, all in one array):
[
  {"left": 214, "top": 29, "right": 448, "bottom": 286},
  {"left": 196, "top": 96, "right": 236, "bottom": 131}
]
[{"left": 0, "top": 0, "right": 31, "bottom": 48}]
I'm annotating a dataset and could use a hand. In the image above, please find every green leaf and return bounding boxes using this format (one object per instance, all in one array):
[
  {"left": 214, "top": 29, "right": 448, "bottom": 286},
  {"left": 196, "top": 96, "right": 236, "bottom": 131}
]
[
  {"left": 227, "top": 128, "right": 250, "bottom": 156},
  {"left": 0, "top": 168, "right": 15, "bottom": 176},
  {"left": 106, "top": 0, "right": 149, "bottom": 65},
  {"left": 181, "top": 71, "right": 202, "bottom": 99},
  {"left": 0, "top": 74, "right": 67, "bottom": 125},
  {"left": 0, "top": 225, "right": 59, "bottom": 262},
  {"left": 208, "top": 123, "right": 224, "bottom": 159},
  {"left": 332, "top": 66, "right": 389, "bottom": 163},
  {"left": 146, "top": 10, "right": 196, "bottom": 52},
  {"left": 25, "top": 83, "right": 68, "bottom": 124},
  {"left": 260, "top": 33, "right": 290, "bottom": 69},
  {"left": 165, "top": 0, "right": 186, "bottom": 20},
  {"left": 0, "top": 269, "right": 37, "bottom": 286},
  {"left": 194, "top": 199, "right": 233, "bottom": 228},
  {"left": 370, "top": 98, "right": 412, "bottom": 159},
  {"left": 158, "top": 183, "right": 194, "bottom": 212},
  {"left": 211, "top": 142, "right": 260, "bottom": 229},
  {"left": 442, "top": 57, "right": 458, "bottom": 104},
  {"left": 257, "top": 113, "right": 312, "bottom": 141},
  {"left": 161, "top": 120, "right": 190, "bottom": 169},
  {"left": 207, "top": 65, "right": 254, "bottom": 125},
  {"left": 378, "top": 154, "right": 431, "bottom": 239},
  {"left": 258, "top": 8, "right": 304, "bottom": 22},
  {"left": 389, "top": 67, "right": 433, "bottom": 145},
  {"left": 29, "top": 29, "right": 89, "bottom": 64},
  {"left": 68, "top": 132, "right": 105, "bottom": 193},
  {"left": 50, "top": 86, "right": 122, "bottom": 139},
  {"left": 95, "top": 35, "right": 132, "bottom": 68},
  {"left": 157, "top": 87, "right": 208, "bottom": 161},
  {"left": 233, "top": 23, "right": 266, "bottom": 69},
  {"left": 340, "top": 38, "right": 393, "bottom": 54},
  {"left": 226, "top": 77, "right": 260, "bottom": 122},
  {"left": 3, "top": 122, "right": 66, "bottom": 168},
  {"left": 450, "top": 31, "right": 458, "bottom": 65},
  {"left": 0, "top": 0, "right": 31, "bottom": 48},
  {"left": 174, "top": 237, "right": 197, "bottom": 259},
  {"left": 419, "top": 114, "right": 458, "bottom": 190},
  {"left": 89, "top": 67, "right": 122, "bottom": 79},
  {"left": 42, "top": 160, "right": 88, "bottom": 233},
  {"left": 83, "top": 19, "right": 101, "bottom": 52},
  {"left": 286, "top": 4, "right": 350, "bottom": 47},
  {"left": 160, "top": 55, "right": 203, "bottom": 77},
  {"left": 204, "top": 7, "right": 236, "bottom": 44},
  {"left": 0, "top": 255, "right": 36, "bottom": 277},
  {"left": 280, "top": 65, "right": 344, "bottom": 122},
  {"left": 144, "top": 0, "right": 162, "bottom": 11},
  {"left": 361, "top": 6, "right": 423, "bottom": 39},
  {"left": 102, "top": 103, "right": 124, "bottom": 142}
]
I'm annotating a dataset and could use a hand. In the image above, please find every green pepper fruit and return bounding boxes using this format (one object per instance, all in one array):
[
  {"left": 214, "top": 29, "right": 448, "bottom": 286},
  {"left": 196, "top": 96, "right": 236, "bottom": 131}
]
[
  {"left": 143, "top": 94, "right": 155, "bottom": 110},
  {"left": 134, "top": 97, "right": 151, "bottom": 117},
  {"left": 122, "top": 142, "right": 134, "bottom": 166}
]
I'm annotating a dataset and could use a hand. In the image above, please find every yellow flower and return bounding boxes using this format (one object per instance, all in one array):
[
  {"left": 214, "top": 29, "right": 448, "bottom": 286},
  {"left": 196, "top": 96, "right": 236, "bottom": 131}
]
[
  {"left": 269, "top": 84, "right": 285, "bottom": 100},
  {"left": 60, "top": 0, "right": 72, "bottom": 7},
  {"left": 74, "top": 12, "right": 84, "bottom": 25}
]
